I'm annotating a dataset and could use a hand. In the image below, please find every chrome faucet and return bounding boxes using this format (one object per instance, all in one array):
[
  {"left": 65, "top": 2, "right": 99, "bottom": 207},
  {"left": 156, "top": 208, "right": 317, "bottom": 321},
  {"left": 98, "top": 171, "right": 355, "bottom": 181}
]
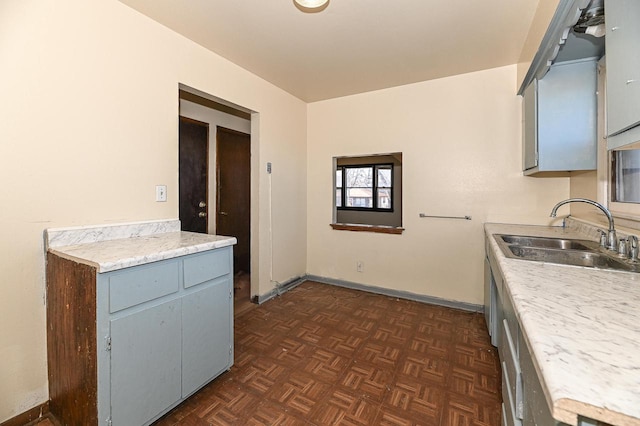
[{"left": 549, "top": 198, "right": 617, "bottom": 251}]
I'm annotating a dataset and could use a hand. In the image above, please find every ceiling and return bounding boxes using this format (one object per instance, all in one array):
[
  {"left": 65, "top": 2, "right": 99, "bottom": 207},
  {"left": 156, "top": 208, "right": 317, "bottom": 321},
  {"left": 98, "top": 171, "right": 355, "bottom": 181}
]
[{"left": 119, "top": 0, "right": 541, "bottom": 102}]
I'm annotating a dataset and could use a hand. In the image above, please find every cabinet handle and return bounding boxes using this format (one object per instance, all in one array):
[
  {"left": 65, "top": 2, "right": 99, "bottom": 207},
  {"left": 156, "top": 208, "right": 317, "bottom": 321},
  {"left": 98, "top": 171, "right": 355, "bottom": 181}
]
[
  {"left": 626, "top": 80, "right": 637, "bottom": 85},
  {"left": 611, "top": 26, "right": 619, "bottom": 31},
  {"left": 198, "top": 212, "right": 207, "bottom": 217}
]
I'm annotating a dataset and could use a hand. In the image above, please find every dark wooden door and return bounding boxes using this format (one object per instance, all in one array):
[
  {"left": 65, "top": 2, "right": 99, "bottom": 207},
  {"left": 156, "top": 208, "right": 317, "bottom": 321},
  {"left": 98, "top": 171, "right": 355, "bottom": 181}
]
[
  {"left": 179, "top": 117, "right": 209, "bottom": 234},
  {"left": 216, "top": 127, "right": 250, "bottom": 273}
]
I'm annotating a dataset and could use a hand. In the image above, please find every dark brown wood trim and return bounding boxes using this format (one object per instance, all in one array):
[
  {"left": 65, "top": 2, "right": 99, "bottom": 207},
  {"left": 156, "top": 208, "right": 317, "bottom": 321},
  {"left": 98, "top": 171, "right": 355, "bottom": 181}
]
[
  {"left": 330, "top": 223, "right": 404, "bottom": 234},
  {"left": 0, "top": 401, "right": 50, "bottom": 426},
  {"left": 46, "top": 253, "right": 98, "bottom": 425}
]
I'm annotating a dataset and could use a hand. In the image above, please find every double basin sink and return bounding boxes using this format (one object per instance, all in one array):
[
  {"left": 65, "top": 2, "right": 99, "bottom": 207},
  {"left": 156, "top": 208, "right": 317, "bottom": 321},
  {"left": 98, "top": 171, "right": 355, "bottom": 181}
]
[{"left": 495, "top": 234, "right": 640, "bottom": 273}]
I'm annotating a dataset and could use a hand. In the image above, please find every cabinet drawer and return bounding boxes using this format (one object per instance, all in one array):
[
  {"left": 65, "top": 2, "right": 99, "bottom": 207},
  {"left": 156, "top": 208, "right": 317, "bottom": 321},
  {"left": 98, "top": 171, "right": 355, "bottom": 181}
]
[
  {"left": 502, "top": 361, "right": 523, "bottom": 426},
  {"left": 109, "top": 260, "right": 180, "bottom": 313},
  {"left": 183, "top": 249, "right": 230, "bottom": 289},
  {"left": 499, "top": 319, "right": 523, "bottom": 420}
]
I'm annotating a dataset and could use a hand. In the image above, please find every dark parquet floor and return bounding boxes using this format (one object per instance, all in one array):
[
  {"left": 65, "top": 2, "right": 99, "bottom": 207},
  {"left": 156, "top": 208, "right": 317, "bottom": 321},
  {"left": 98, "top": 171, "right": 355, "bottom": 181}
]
[
  {"left": 28, "top": 279, "right": 501, "bottom": 426},
  {"left": 153, "top": 281, "right": 502, "bottom": 426}
]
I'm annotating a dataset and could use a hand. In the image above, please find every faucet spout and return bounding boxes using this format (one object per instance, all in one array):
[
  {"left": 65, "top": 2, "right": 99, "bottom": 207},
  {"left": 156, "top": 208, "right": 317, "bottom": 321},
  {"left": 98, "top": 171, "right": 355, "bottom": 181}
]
[{"left": 549, "top": 198, "right": 617, "bottom": 251}]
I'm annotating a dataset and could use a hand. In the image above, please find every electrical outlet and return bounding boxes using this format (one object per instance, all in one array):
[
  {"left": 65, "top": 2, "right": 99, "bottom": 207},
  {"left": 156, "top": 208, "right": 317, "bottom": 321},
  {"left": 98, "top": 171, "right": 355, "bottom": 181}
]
[
  {"left": 357, "top": 261, "right": 364, "bottom": 272},
  {"left": 155, "top": 185, "right": 167, "bottom": 202}
]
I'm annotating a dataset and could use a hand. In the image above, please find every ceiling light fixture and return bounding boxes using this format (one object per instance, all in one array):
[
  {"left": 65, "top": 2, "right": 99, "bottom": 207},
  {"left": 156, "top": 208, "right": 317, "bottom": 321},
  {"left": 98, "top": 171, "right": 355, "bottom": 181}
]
[{"left": 294, "top": 0, "right": 329, "bottom": 12}]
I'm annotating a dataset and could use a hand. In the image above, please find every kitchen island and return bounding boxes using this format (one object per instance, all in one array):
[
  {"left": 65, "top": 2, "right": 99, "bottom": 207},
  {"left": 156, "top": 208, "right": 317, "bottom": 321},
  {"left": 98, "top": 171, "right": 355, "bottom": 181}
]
[
  {"left": 485, "top": 220, "right": 640, "bottom": 426},
  {"left": 45, "top": 220, "right": 236, "bottom": 426}
]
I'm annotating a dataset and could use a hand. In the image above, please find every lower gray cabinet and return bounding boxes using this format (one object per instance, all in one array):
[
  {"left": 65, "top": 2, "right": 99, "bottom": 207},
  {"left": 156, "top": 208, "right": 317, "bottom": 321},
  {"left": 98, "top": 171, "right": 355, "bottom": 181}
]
[
  {"left": 99, "top": 248, "right": 234, "bottom": 426},
  {"left": 486, "top": 237, "right": 551, "bottom": 426},
  {"left": 47, "top": 246, "right": 233, "bottom": 426}
]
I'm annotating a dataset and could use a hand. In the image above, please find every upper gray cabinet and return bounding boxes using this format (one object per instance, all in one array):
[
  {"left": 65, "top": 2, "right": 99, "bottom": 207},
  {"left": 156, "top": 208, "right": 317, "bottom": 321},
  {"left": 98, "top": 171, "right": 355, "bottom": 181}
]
[
  {"left": 522, "top": 59, "right": 598, "bottom": 175},
  {"left": 518, "top": 0, "right": 603, "bottom": 175},
  {"left": 605, "top": 0, "right": 640, "bottom": 149}
]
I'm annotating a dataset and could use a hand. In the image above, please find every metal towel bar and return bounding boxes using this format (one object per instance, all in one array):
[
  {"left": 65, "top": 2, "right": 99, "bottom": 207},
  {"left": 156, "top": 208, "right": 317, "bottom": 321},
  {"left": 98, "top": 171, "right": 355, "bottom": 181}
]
[{"left": 419, "top": 213, "right": 472, "bottom": 220}]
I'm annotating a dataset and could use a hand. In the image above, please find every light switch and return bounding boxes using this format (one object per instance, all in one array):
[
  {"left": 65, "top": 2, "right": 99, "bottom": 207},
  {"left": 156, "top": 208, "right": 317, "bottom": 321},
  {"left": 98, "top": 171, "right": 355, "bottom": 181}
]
[{"left": 155, "top": 185, "right": 167, "bottom": 202}]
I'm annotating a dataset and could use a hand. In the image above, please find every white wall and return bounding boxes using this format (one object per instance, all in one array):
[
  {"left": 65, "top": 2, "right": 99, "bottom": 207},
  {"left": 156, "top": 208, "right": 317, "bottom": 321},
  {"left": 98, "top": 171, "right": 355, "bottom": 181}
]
[
  {"left": 179, "top": 99, "right": 251, "bottom": 234},
  {"left": 0, "top": 0, "right": 306, "bottom": 421},
  {"left": 307, "top": 65, "right": 570, "bottom": 305}
]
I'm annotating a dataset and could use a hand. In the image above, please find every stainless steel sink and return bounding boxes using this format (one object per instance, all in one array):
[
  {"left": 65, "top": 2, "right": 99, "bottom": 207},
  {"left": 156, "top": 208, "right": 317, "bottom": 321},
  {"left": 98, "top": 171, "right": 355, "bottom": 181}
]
[
  {"left": 494, "top": 234, "right": 640, "bottom": 273},
  {"left": 498, "top": 235, "right": 599, "bottom": 251},
  {"left": 506, "top": 246, "right": 638, "bottom": 272}
]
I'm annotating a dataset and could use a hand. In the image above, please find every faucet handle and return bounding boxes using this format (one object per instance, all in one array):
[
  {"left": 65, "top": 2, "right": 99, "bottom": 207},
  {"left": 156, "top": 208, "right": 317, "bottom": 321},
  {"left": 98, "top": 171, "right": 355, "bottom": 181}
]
[
  {"left": 618, "top": 238, "right": 629, "bottom": 256},
  {"left": 628, "top": 235, "right": 639, "bottom": 261},
  {"left": 597, "top": 229, "right": 607, "bottom": 248}
]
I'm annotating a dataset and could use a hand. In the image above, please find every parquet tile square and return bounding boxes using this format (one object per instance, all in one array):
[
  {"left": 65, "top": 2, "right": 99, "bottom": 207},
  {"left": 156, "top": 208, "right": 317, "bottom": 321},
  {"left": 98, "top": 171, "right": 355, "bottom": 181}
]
[
  {"left": 266, "top": 371, "right": 332, "bottom": 418},
  {"left": 320, "top": 332, "right": 366, "bottom": 358},
  {"left": 338, "top": 361, "right": 393, "bottom": 402},
  {"left": 244, "top": 400, "right": 309, "bottom": 426},
  {"left": 310, "top": 389, "right": 380, "bottom": 425},
  {"left": 302, "top": 348, "right": 351, "bottom": 382},
  {"left": 151, "top": 281, "right": 502, "bottom": 426},
  {"left": 440, "top": 394, "right": 501, "bottom": 426},
  {"left": 382, "top": 376, "right": 445, "bottom": 423},
  {"left": 396, "top": 354, "right": 450, "bottom": 387},
  {"left": 356, "top": 341, "right": 402, "bottom": 369}
]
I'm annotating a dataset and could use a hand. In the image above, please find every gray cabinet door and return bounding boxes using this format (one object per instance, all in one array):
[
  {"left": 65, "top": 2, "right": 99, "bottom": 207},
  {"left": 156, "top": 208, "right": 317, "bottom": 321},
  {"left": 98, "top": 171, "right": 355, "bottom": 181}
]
[
  {"left": 606, "top": 0, "right": 640, "bottom": 137},
  {"left": 522, "top": 80, "right": 538, "bottom": 171},
  {"left": 110, "top": 299, "right": 182, "bottom": 426},
  {"left": 182, "top": 278, "right": 232, "bottom": 397}
]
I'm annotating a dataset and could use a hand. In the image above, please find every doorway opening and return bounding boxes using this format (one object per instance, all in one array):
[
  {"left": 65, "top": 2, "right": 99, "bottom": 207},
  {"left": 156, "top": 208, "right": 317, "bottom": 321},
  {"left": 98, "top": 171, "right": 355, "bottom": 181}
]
[{"left": 178, "top": 86, "right": 255, "bottom": 315}]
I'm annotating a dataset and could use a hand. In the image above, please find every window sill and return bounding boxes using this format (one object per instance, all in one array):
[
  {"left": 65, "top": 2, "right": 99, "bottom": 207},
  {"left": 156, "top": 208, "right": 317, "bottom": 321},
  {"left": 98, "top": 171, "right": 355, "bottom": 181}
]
[{"left": 330, "top": 223, "right": 404, "bottom": 234}]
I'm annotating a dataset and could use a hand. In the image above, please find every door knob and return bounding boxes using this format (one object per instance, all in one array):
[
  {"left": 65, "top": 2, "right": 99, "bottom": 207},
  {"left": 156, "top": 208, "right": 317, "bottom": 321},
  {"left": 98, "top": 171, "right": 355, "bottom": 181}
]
[
  {"left": 199, "top": 201, "right": 207, "bottom": 208},
  {"left": 198, "top": 212, "right": 207, "bottom": 218}
]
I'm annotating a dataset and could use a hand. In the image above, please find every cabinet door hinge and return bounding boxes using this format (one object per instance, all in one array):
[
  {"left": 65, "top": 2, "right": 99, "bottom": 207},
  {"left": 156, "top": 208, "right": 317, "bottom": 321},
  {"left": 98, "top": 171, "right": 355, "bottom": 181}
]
[
  {"left": 106, "top": 417, "right": 112, "bottom": 426},
  {"left": 229, "top": 289, "right": 232, "bottom": 299},
  {"left": 229, "top": 345, "right": 232, "bottom": 356},
  {"left": 105, "top": 336, "right": 112, "bottom": 352}
]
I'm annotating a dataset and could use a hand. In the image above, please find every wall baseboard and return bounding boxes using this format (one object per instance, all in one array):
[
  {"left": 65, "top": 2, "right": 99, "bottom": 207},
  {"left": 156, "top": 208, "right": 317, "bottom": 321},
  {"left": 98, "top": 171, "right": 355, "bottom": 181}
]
[
  {"left": 0, "top": 401, "right": 49, "bottom": 426},
  {"left": 306, "top": 275, "right": 484, "bottom": 313},
  {"left": 255, "top": 274, "right": 484, "bottom": 313},
  {"left": 255, "top": 275, "right": 306, "bottom": 304}
]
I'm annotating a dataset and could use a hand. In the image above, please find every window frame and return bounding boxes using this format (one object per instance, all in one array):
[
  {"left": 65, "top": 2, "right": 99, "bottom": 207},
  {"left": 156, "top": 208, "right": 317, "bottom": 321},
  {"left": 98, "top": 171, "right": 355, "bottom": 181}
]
[
  {"left": 595, "top": 59, "right": 640, "bottom": 224},
  {"left": 336, "top": 163, "right": 394, "bottom": 212}
]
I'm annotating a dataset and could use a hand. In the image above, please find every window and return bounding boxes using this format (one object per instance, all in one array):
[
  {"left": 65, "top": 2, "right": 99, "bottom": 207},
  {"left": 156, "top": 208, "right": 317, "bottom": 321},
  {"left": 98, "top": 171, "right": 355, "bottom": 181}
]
[
  {"left": 597, "top": 60, "right": 640, "bottom": 222},
  {"left": 612, "top": 149, "right": 640, "bottom": 203},
  {"left": 336, "top": 164, "right": 393, "bottom": 211},
  {"left": 332, "top": 153, "right": 402, "bottom": 232}
]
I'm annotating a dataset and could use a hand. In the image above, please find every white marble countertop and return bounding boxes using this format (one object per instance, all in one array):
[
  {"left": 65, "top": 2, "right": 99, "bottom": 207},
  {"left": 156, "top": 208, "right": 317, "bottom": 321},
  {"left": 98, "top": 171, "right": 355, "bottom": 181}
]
[
  {"left": 485, "top": 222, "right": 640, "bottom": 426},
  {"left": 46, "top": 220, "right": 237, "bottom": 273}
]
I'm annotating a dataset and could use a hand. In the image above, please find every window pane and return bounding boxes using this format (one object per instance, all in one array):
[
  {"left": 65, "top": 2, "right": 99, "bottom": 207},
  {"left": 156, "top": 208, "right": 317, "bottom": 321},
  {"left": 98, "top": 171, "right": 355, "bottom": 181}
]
[
  {"left": 336, "top": 188, "right": 342, "bottom": 207},
  {"left": 346, "top": 187, "right": 373, "bottom": 207},
  {"left": 377, "top": 188, "right": 391, "bottom": 209},
  {"left": 336, "top": 169, "right": 342, "bottom": 188},
  {"left": 346, "top": 167, "right": 372, "bottom": 188},
  {"left": 613, "top": 149, "right": 640, "bottom": 203},
  {"left": 377, "top": 167, "right": 392, "bottom": 188}
]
